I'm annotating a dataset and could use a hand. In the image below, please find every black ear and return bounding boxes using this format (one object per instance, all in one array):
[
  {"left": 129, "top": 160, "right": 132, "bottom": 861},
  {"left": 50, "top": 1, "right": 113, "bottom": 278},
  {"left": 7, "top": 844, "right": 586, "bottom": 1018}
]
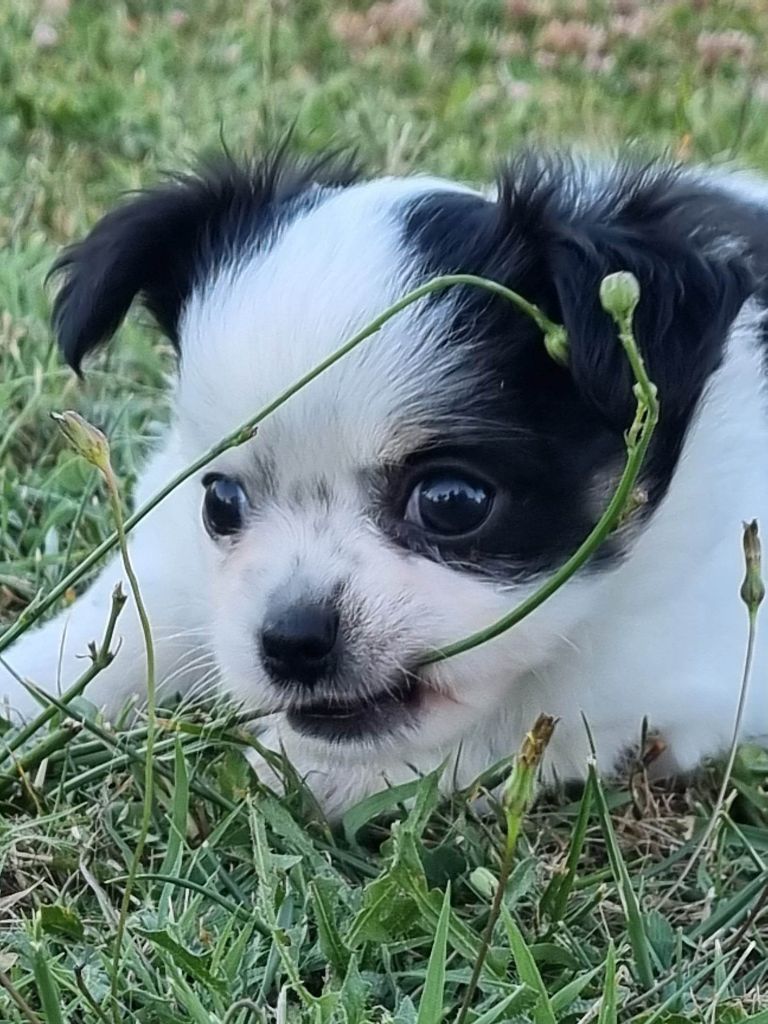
[
  {"left": 546, "top": 172, "right": 755, "bottom": 430},
  {"left": 50, "top": 150, "right": 360, "bottom": 373}
]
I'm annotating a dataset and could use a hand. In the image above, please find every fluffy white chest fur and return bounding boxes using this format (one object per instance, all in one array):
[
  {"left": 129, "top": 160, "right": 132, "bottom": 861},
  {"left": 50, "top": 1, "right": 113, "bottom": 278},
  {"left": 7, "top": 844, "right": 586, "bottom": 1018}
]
[{"left": 2, "top": 151, "right": 767, "bottom": 817}]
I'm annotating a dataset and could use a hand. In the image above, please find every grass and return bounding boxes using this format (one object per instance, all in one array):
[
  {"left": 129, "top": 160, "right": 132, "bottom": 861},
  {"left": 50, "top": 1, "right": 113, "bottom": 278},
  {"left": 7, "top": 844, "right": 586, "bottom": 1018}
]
[{"left": 2, "top": 0, "right": 768, "bottom": 1020}]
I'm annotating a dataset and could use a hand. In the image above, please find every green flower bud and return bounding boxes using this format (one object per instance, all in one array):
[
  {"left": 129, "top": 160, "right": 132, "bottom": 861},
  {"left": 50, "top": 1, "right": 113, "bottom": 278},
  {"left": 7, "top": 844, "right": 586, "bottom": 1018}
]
[
  {"left": 469, "top": 867, "right": 498, "bottom": 900},
  {"left": 544, "top": 325, "right": 569, "bottom": 367},
  {"left": 599, "top": 271, "right": 641, "bottom": 321}
]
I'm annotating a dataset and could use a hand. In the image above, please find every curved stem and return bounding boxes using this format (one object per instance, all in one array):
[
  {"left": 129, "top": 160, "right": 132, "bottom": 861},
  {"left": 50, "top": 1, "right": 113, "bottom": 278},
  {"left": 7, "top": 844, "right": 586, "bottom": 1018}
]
[
  {"left": 423, "top": 290, "right": 658, "bottom": 664},
  {"left": 0, "top": 274, "right": 560, "bottom": 656}
]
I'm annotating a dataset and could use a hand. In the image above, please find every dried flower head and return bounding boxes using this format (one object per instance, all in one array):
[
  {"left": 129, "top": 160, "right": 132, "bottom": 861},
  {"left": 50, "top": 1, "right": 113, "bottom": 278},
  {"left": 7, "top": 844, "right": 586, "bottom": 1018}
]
[{"left": 51, "top": 411, "right": 111, "bottom": 475}]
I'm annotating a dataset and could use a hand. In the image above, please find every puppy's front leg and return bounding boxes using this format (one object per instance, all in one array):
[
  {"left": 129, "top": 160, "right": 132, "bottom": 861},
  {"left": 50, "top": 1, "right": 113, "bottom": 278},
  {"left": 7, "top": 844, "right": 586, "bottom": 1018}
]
[{"left": 0, "top": 435, "right": 214, "bottom": 724}]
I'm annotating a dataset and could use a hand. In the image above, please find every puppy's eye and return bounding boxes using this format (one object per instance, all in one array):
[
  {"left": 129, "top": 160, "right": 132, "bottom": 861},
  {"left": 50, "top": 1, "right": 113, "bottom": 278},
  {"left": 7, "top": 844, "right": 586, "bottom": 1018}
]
[
  {"left": 405, "top": 473, "right": 494, "bottom": 536},
  {"left": 202, "top": 474, "right": 248, "bottom": 538}
]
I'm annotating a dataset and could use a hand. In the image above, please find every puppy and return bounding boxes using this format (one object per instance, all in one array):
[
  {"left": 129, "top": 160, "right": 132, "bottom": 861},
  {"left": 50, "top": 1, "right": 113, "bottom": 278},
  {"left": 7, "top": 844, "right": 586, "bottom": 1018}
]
[{"left": 2, "top": 150, "right": 767, "bottom": 817}]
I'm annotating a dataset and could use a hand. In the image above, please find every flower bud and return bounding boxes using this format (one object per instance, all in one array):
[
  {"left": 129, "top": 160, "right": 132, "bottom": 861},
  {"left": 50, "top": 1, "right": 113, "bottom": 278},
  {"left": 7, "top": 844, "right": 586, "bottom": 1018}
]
[
  {"left": 544, "top": 325, "right": 569, "bottom": 367},
  {"left": 51, "top": 410, "right": 111, "bottom": 474},
  {"left": 599, "top": 271, "right": 641, "bottom": 321},
  {"left": 741, "top": 519, "right": 765, "bottom": 612},
  {"left": 469, "top": 866, "right": 498, "bottom": 900}
]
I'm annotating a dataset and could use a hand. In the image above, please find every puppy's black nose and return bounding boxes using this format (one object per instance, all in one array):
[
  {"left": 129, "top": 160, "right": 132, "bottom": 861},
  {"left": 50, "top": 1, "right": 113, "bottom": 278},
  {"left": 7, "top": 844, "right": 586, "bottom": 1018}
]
[{"left": 260, "top": 601, "right": 340, "bottom": 686}]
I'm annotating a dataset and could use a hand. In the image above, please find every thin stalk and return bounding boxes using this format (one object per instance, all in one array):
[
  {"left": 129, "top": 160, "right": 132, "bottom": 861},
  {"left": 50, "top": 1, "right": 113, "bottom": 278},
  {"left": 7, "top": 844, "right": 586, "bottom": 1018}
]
[
  {"left": 103, "top": 465, "right": 156, "bottom": 1022},
  {"left": 0, "top": 274, "right": 562, "bottom": 657},
  {"left": 14, "top": 681, "right": 240, "bottom": 813},
  {"left": 73, "top": 967, "right": 113, "bottom": 1024},
  {"left": 46, "top": 413, "right": 157, "bottom": 1022},
  {"left": 659, "top": 520, "right": 764, "bottom": 906},
  {"left": 0, "top": 585, "right": 126, "bottom": 771},
  {"left": 0, "top": 968, "right": 43, "bottom": 1024},
  {"left": 0, "top": 722, "right": 80, "bottom": 792},
  {"left": 424, "top": 271, "right": 658, "bottom": 663},
  {"left": 456, "top": 714, "right": 556, "bottom": 1024},
  {"left": 106, "top": 873, "right": 267, "bottom": 931}
]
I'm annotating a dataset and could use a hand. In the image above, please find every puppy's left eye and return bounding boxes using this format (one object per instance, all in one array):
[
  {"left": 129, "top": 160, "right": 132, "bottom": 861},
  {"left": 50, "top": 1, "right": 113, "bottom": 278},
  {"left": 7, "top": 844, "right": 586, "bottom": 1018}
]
[
  {"left": 405, "top": 473, "right": 494, "bottom": 536},
  {"left": 202, "top": 474, "right": 249, "bottom": 538}
]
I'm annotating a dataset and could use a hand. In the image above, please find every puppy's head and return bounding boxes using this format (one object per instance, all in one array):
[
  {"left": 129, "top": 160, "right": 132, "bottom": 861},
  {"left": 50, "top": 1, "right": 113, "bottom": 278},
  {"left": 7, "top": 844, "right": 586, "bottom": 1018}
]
[{"left": 51, "top": 150, "right": 753, "bottom": 756}]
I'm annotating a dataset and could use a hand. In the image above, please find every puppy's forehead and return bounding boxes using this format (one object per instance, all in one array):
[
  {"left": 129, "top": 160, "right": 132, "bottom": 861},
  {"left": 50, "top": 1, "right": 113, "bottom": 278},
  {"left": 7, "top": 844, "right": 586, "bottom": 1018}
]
[{"left": 175, "top": 176, "right": 483, "bottom": 467}]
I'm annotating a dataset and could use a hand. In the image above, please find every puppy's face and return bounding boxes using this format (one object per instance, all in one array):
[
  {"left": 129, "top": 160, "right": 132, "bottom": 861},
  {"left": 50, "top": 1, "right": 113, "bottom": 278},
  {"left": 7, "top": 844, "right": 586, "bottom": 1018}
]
[
  {"left": 51, "top": 152, "right": 751, "bottom": 756},
  {"left": 175, "top": 175, "right": 620, "bottom": 754}
]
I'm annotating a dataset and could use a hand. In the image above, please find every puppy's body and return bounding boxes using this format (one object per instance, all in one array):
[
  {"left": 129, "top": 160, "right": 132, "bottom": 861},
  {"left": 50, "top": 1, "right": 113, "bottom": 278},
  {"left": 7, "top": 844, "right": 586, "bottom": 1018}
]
[{"left": 3, "top": 153, "right": 767, "bottom": 816}]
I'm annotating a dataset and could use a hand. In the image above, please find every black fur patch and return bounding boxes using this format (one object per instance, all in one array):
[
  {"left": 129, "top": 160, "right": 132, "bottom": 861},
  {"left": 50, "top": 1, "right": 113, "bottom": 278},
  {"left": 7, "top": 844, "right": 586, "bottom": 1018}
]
[
  {"left": 400, "top": 153, "right": 756, "bottom": 574},
  {"left": 50, "top": 147, "right": 361, "bottom": 372}
]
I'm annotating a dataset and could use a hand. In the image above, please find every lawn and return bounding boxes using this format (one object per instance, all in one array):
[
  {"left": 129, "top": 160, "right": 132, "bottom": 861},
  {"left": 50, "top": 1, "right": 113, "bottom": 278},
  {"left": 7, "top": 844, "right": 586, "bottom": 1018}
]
[{"left": 2, "top": 0, "right": 768, "bottom": 1021}]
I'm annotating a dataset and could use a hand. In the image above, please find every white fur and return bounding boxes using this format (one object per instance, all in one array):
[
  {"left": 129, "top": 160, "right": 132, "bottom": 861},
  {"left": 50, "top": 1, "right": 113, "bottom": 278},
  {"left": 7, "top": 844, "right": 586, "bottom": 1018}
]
[{"left": 2, "top": 168, "right": 767, "bottom": 818}]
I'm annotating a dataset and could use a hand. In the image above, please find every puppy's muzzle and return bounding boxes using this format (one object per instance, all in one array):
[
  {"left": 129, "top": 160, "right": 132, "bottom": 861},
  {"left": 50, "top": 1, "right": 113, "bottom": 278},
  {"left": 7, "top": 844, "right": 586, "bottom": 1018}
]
[{"left": 260, "top": 598, "right": 340, "bottom": 688}]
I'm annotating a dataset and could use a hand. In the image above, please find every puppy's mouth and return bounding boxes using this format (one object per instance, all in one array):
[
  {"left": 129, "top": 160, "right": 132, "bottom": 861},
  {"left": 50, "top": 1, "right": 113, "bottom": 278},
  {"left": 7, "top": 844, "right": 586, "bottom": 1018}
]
[{"left": 286, "top": 674, "right": 422, "bottom": 742}]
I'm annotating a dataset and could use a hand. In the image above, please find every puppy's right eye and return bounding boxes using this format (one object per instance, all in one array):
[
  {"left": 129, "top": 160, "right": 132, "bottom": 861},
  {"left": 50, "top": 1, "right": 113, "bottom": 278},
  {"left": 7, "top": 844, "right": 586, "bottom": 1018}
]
[{"left": 202, "top": 474, "right": 248, "bottom": 537}]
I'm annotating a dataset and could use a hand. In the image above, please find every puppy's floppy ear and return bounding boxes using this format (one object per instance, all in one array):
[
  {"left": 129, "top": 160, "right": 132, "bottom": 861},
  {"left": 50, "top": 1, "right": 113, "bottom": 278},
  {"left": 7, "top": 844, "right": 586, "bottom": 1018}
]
[
  {"left": 50, "top": 177, "right": 210, "bottom": 373},
  {"left": 50, "top": 150, "right": 360, "bottom": 373},
  {"left": 547, "top": 171, "right": 755, "bottom": 430}
]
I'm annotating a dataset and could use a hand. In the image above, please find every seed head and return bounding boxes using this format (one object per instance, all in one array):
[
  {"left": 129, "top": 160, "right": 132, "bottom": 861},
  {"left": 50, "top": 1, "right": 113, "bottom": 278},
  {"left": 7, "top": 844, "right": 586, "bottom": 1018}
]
[{"left": 51, "top": 410, "right": 111, "bottom": 474}]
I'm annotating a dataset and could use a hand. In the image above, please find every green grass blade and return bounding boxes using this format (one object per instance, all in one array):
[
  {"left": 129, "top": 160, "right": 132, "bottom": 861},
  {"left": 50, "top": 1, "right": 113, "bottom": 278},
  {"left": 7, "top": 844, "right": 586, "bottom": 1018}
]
[
  {"left": 597, "top": 941, "right": 617, "bottom": 1024},
  {"left": 416, "top": 883, "right": 451, "bottom": 1024},
  {"left": 30, "top": 940, "right": 66, "bottom": 1024},
  {"left": 158, "top": 735, "right": 189, "bottom": 920},
  {"left": 549, "top": 964, "right": 602, "bottom": 1014},
  {"left": 688, "top": 871, "right": 766, "bottom": 941},
  {"left": 469, "top": 986, "right": 533, "bottom": 1024},
  {"left": 588, "top": 761, "right": 654, "bottom": 990},
  {"left": 310, "top": 879, "right": 351, "bottom": 978},
  {"left": 501, "top": 909, "right": 556, "bottom": 1024},
  {"left": 742, "top": 1011, "right": 768, "bottom": 1024},
  {"left": 540, "top": 774, "right": 593, "bottom": 923},
  {"left": 342, "top": 777, "right": 426, "bottom": 845}
]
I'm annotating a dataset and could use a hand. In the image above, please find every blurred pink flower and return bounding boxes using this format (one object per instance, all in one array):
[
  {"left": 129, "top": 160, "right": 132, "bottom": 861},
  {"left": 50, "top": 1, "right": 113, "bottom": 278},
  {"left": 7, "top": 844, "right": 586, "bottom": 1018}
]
[
  {"left": 168, "top": 9, "right": 189, "bottom": 28},
  {"left": 696, "top": 30, "right": 755, "bottom": 72},
  {"left": 505, "top": 78, "right": 533, "bottom": 101},
  {"left": 534, "top": 49, "right": 558, "bottom": 69},
  {"left": 505, "top": 0, "right": 540, "bottom": 19},
  {"left": 609, "top": 11, "right": 653, "bottom": 40},
  {"left": 332, "top": 0, "right": 426, "bottom": 49},
  {"left": 584, "top": 52, "right": 615, "bottom": 75},
  {"left": 497, "top": 32, "right": 526, "bottom": 57},
  {"left": 537, "top": 19, "right": 606, "bottom": 57},
  {"left": 32, "top": 21, "right": 59, "bottom": 48}
]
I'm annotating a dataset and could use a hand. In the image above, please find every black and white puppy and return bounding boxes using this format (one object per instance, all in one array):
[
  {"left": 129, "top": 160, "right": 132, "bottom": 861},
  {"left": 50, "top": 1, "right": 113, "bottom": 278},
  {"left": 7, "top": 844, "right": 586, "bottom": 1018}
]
[{"left": 2, "top": 151, "right": 767, "bottom": 816}]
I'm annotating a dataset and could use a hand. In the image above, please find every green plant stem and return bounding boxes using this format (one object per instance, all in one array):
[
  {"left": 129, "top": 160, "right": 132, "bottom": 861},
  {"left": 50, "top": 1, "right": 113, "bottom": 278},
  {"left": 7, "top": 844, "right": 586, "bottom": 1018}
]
[
  {"left": 0, "top": 968, "right": 43, "bottom": 1024},
  {"left": 456, "top": 714, "right": 556, "bottom": 1024},
  {"left": 73, "top": 967, "right": 113, "bottom": 1024},
  {"left": 0, "top": 585, "right": 126, "bottom": 772},
  {"left": 658, "top": 529, "right": 763, "bottom": 907},
  {"left": 106, "top": 873, "right": 267, "bottom": 931},
  {"left": 13, "top": 682, "right": 239, "bottom": 812},
  {"left": 102, "top": 467, "right": 157, "bottom": 1024},
  {"left": 0, "top": 722, "right": 80, "bottom": 792},
  {"left": 0, "top": 274, "right": 561, "bottom": 658},
  {"left": 423, "top": 288, "right": 659, "bottom": 664}
]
